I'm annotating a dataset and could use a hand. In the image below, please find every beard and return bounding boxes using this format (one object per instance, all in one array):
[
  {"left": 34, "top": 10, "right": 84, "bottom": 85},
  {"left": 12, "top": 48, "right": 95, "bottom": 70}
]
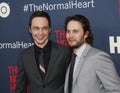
[{"left": 68, "top": 38, "right": 85, "bottom": 49}]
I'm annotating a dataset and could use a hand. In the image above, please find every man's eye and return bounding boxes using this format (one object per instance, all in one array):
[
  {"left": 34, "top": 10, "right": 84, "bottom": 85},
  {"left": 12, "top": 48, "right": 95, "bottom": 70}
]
[
  {"left": 42, "top": 27, "right": 48, "bottom": 31},
  {"left": 66, "top": 30, "right": 70, "bottom": 33},
  {"left": 73, "top": 30, "right": 78, "bottom": 33},
  {"left": 32, "top": 27, "right": 39, "bottom": 30}
]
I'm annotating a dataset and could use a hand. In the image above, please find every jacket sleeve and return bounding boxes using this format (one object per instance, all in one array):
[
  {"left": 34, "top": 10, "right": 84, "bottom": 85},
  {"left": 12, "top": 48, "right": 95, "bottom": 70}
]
[
  {"left": 15, "top": 53, "right": 28, "bottom": 93},
  {"left": 95, "top": 51, "right": 120, "bottom": 93}
]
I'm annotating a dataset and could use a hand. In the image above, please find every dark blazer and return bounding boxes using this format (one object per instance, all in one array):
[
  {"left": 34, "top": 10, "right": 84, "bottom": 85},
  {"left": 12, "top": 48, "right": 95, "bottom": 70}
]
[{"left": 15, "top": 41, "right": 71, "bottom": 93}]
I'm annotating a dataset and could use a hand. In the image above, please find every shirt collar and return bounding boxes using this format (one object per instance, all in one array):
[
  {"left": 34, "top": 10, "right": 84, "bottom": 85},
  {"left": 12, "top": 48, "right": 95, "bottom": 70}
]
[
  {"left": 74, "top": 43, "right": 87, "bottom": 57},
  {"left": 34, "top": 40, "right": 51, "bottom": 54}
]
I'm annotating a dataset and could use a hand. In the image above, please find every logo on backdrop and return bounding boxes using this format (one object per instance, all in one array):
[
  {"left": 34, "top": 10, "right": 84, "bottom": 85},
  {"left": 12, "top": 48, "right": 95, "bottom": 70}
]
[
  {"left": 0, "top": 2, "right": 10, "bottom": 18},
  {"left": 23, "top": 0, "right": 95, "bottom": 12},
  {"left": 54, "top": 30, "right": 68, "bottom": 46},
  {"left": 8, "top": 66, "right": 18, "bottom": 92},
  {"left": 109, "top": 36, "right": 120, "bottom": 54},
  {"left": 0, "top": 41, "right": 34, "bottom": 49}
]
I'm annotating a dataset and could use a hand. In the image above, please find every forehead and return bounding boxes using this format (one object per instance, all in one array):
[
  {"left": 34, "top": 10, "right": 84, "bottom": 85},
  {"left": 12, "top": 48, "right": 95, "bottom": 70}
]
[
  {"left": 31, "top": 17, "right": 49, "bottom": 26},
  {"left": 67, "top": 20, "right": 83, "bottom": 29}
]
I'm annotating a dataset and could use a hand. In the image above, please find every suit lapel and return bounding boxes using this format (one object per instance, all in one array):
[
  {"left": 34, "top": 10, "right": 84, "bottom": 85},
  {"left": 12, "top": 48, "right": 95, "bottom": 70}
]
[
  {"left": 65, "top": 65, "right": 70, "bottom": 93},
  {"left": 44, "top": 42, "right": 57, "bottom": 82},
  {"left": 73, "top": 56, "right": 84, "bottom": 85},
  {"left": 29, "top": 46, "right": 43, "bottom": 82},
  {"left": 73, "top": 44, "right": 91, "bottom": 85}
]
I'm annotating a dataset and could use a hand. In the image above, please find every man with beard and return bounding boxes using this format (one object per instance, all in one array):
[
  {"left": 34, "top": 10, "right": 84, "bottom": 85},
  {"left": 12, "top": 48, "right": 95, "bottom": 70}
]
[{"left": 64, "top": 14, "right": 120, "bottom": 93}]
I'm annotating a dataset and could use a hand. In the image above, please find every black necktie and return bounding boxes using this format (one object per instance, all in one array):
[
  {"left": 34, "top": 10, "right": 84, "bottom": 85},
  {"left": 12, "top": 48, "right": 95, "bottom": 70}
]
[
  {"left": 39, "top": 50, "right": 45, "bottom": 80},
  {"left": 68, "top": 53, "right": 77, "bottom": 93}
]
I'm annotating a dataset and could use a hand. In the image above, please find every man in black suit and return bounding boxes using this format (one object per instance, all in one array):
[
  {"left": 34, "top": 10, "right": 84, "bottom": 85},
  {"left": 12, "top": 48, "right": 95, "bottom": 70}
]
[{"left": 15, "top": 11, "right": 71, "bottom": 93}]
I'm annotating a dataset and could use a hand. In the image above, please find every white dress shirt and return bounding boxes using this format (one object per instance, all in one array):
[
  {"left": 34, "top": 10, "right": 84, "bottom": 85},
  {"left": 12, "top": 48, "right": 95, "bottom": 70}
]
[{"left": 73, "top": 43, "right": 87, "bottom": 77}]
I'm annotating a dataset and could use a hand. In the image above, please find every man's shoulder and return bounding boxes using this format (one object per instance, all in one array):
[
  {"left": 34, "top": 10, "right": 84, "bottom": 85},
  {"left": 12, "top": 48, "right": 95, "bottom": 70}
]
[
  {"left": 20, "top": 45, "right": 34, "bottom": 55},
  {"left": 50, "top": 40, "right": 71, "bottom": 54},
  {"left": 87, "top": 45, "right": 110, "bottom": 58},
  {"left": 50, "top": 40, "right": 64, "bottom": 47}
]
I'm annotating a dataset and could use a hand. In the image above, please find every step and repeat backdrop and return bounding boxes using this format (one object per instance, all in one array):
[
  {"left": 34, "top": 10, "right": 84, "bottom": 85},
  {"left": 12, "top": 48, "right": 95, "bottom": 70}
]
[{"left": 0, "top": 0, "right": 120, "bottom": 93}]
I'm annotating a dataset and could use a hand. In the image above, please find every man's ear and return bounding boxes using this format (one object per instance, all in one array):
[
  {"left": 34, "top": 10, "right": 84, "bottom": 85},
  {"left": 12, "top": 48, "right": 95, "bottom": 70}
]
[
  {"left": 85, "top": 31, "right": 89, "bottom": 38},
  {"left": 29, "top": 27, "right": 32, "bottom": 33},
  {"left": 49, "top": 28, "right": 51, "bottom": 33}
]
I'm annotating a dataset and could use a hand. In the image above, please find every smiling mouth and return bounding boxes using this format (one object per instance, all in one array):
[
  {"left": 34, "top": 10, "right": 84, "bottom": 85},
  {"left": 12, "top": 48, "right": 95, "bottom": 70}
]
[
  {"left": 37, "top": 36, "right": 45, "bottom": 40},
  {"left": 68, "top": 39, "right": 75, "bottom": 42}
]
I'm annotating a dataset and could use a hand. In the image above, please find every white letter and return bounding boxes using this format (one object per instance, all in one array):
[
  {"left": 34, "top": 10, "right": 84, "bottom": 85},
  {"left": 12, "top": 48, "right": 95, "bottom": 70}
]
[{"left": 109, "top": 36, "right": 120, "bottom": 54}]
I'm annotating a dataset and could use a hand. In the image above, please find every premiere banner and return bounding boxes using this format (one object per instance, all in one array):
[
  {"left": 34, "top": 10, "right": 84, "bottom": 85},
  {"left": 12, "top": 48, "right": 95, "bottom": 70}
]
[{"left": 0, "top": 0, "right": 120, "bottom": 93}]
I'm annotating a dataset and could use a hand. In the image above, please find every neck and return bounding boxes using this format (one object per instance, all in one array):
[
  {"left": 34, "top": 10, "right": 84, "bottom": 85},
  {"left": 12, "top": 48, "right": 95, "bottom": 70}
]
[{"left": 35, "top": 40, "right": 49, "bottom": 48}]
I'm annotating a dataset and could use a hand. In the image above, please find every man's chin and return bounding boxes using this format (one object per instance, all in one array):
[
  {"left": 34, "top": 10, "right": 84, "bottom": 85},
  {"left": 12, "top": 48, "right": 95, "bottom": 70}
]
[
  {"left": 69, "top": 44, "right": 80, "bottom": 49},
  {"left": 69, "top": 45, "right": 76, "bottom": 48}
]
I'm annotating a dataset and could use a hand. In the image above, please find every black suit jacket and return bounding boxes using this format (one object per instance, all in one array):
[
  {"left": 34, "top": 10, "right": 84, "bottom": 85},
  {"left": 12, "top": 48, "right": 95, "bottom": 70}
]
[{"left": 15, "top": 41, "right": 71, "bottom": 93}]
